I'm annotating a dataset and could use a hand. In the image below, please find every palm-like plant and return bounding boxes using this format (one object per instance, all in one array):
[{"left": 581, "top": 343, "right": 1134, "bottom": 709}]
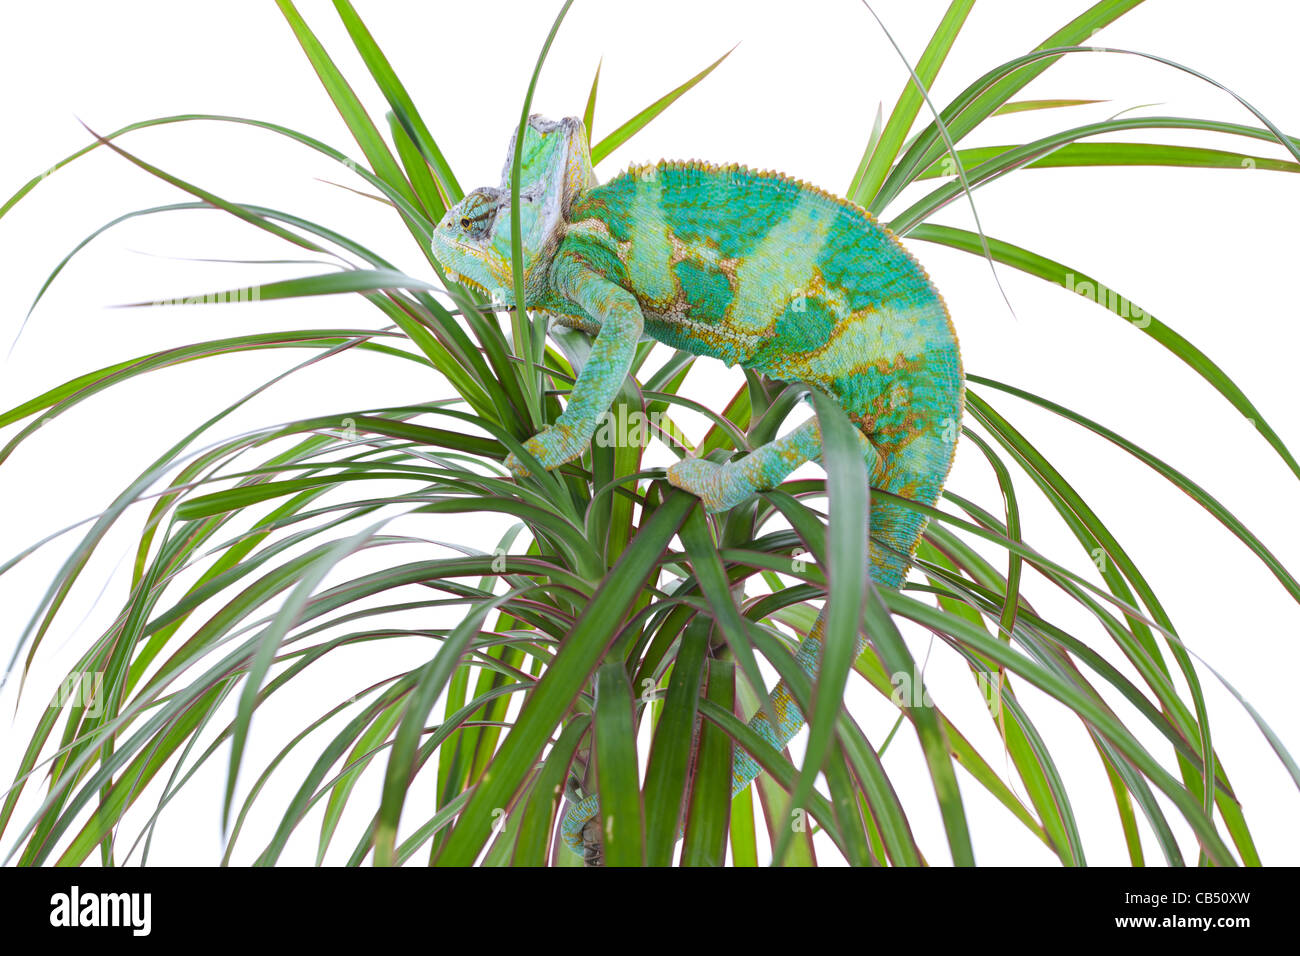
[{"left": 2, "top": 0, "right": 1297, "bottom": 867}]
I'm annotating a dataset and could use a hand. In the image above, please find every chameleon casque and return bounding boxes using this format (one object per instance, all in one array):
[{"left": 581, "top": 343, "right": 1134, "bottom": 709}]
[{"left": 431, "top": 115, "right": 963, "bottom": 858}]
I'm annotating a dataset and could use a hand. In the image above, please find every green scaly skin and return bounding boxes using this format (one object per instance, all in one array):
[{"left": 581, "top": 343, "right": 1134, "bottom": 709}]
[{"left": 431, "top": 115, "right": 964, "bottom": 860}]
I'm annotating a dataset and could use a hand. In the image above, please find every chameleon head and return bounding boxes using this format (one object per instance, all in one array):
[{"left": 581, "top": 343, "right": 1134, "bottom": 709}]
[
  {"left": 431, "top": 114, "right": 595, "bottom": 307},
  {"left": 432, "top": 186, "right": 515, "bottom": 298}
]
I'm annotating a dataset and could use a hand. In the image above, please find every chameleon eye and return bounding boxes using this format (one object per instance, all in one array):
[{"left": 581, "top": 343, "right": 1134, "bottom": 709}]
[{"left": 459, "top": 217, "right": 471, "bottom": 230}]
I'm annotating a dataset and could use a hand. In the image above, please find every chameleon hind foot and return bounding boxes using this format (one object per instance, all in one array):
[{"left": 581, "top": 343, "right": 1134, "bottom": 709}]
[
  {"left": 666, "top": 458, "right": 751, "bottom": 513},
  {"left": 668, "top": 418, "right": 883, "bottom": 514},
  {"left": 667, "top": 419, "right": 838, "bottom": 513}
]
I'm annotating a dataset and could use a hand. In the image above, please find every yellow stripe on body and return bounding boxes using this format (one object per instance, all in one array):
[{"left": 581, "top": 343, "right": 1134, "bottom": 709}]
[
  {"left": 622, "top": 171, "right": 677, "bottom": 310},
  {"left": 724, "top": 191, "right": 836, "bottom": 336}
]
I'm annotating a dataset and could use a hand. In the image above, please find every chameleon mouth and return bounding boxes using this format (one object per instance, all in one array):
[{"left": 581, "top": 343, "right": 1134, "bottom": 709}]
[{"left": 442, "top": 267, "right": 492, "bottom": 297}]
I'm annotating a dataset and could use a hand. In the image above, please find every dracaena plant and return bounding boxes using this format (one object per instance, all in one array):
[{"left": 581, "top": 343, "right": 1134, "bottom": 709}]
[{"left": 1, "top": 0, "right": 1297, "bottom": 867}]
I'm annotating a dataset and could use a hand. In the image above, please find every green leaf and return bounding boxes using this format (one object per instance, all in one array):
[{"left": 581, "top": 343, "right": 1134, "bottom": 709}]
[
  {"left": 872, "top": 0, "right": 1151, "bottom": 212},
  {"left": 333, "top": 0, "right": 462, "bottom": 207},
  {"left": 993, "top": 98, "right": 1107, "bottom": 115},
  {"left": 512, "top": 716, "right": 590, "bottom": 866},
  {"left": 374, "top": 592, "right": 515, "bottom": 865},
  {"left": 590, "top": 45, "right": 737, "bottom": 165},
  {"left": 728, "top": 785, "right": 758, "bottom": 867},
  {"left": 275, "top": 0, "right": 420, "bottom": 214},
  {"left": 893, "top": 116, "right": 1300, "bottom": 230},
  {"left": 226, "top": 520, "right": 387, "bottom": 831},
  {"left": 595, "top": 661, "right": 644, "bottom": 865},
  {"left": 115, "top": 269, "right": 441, "bottom": 310},
  {"left": 681, "top": 660, "right": 734, "bottom": 866},
  {"left": 583, "top": 58, "right": 602, "bottom": 140},
  {"left": 849, "top": 0, "right": 975, "bottom": 205},
  {"left": 678, "top": 507, "right": 764, "bottom": 708},
  {"left": 642, "top": 616, "right": 711, "bottom": 865},
  {"left": 969, "top": 374, "right": 1300, "bottom": 603},
  {"left": 914, "top": 141, "right": 1298, "bottom": 179}
]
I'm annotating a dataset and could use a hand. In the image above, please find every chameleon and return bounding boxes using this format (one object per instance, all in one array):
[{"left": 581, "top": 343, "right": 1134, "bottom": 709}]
[{"left": 430, "top": 115, "right": 963, "bottom": 859}]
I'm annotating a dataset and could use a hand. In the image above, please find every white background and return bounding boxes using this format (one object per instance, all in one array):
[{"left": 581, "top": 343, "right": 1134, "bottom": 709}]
[{"left": 0, "top": 0, "right": 1297, "bottom": 866}]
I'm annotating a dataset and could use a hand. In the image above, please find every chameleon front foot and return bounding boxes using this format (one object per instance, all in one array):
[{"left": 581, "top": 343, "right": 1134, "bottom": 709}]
[
  {"left": 504, "top": 423, "right": 587, "bottom": 478},
  {"left": 666, "top": 458, "right": 754, "bottom": 513}
]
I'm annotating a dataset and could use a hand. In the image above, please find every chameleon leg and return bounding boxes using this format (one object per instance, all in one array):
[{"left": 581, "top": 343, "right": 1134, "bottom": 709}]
[
  {"left": 667, "top": 418, "right": 879, "bottom": 512},
  {"left": 505, "top": 262, "right": 645, "bottom": 477}
]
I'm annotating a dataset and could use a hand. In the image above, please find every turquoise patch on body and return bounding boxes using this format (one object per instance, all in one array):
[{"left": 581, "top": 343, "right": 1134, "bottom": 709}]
[
  {"left": 581, "top": 165, "right": 804, "bottom": 263},
  {"left": 671, "top": 259, "right": 732, "bottom": 320},
  {"left": 775, "top": 299, "right": 836, "bottom": 353},
  {"left": 819, "top": 204, "right": 928, "bottom": 313},
  {"left": 660, "top": 171, "right": 802, "bottom": 261},
  {"left": 746, "top": 299, "right": 837, "bottom": 371}
]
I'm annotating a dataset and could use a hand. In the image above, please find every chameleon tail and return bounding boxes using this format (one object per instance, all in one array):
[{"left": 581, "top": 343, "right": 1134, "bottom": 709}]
[
  {"left": 725, "top": 604, "right": 836, "bottom": 798},
  {"left": 723, "top": 480, "right": 923, "bottom": 816},
  {"left": 560, "top": 792, "right": 599, "bottom": 856}
]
